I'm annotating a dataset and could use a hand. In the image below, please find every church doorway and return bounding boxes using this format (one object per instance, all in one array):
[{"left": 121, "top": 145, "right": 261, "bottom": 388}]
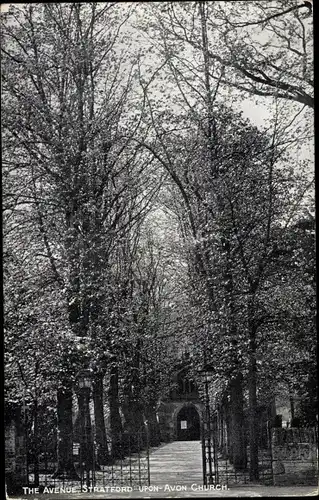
[{"left": 176, "top": 405, "right": 200, "bottom": 441}]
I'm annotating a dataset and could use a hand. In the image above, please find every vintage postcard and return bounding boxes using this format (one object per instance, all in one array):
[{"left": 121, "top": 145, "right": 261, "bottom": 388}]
[{"left": 2, "top": 1, "right": 317, "bottom": 499}]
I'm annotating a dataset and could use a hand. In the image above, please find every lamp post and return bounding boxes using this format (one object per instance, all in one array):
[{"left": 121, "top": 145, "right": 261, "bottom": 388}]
[
  {"left": 200, "top": 367, "right": 219, "bottom": 486},
  {"left": 204, "top": 370, "right": 213, "bottom": 484},
  {"left": 77, "top": 369, "right": 94, "bottom": 489}
]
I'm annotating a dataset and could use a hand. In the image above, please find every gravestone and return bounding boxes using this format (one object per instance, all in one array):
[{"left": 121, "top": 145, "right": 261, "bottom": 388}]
[{"left": 5, "top": 412, "right": 27, "bottom": 495}]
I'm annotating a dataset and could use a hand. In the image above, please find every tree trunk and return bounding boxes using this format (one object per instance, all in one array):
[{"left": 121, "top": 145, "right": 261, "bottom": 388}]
[
  {"left": 122, "top": 394, "right": 145, "bottom": 452},
  {"left": 77, "top": 389, "right": 94, "bottom": 471},
  {"left": 123, "top": 338, "right": 146, "bottom": 451},
  {"left": 53, "top": 385, "right": 79, "bottom": 479},
  {"left": 290, "top": 396, "right": 295, "bottom": 421},
  {"left": 230, "top": 373, "right": 247, "bottom": 470},
  {"left": 108, "top": 364, "right": 123, "bottom": 460},
  {"left": 219, "top": 404, "right": 227, "bottom": 458},
  {"left": 93, "top": 372, "right": 109, "bottom": 465},
  {"left": 134, "top": 402, "right": 147, "bottom": 449},
  {"left": 32, "top": 399, "right": 39, "bottom": 487},
  {"left": 145, "top": 405, "right": 161, "bottom": 447},
  {"left": 199, "top": 0, "right": 216, "bottom": 168},
  {"left": 222, "top": 394, "right": 232, "bottom": 460},
  {"left": 222, "top": 234, "right": 246, "bottom": 470},
  {"left": 248, "top": 335, "right": 259, "bottom": 480}
]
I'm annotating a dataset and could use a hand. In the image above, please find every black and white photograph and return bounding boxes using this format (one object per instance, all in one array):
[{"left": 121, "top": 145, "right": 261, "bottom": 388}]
[{"left": 2, "top": 1, "right": 317, "bottom": 498}]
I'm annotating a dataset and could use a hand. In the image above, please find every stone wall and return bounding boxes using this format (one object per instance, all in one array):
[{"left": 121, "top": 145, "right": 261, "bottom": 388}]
[{"left": 272, "top": 427, "right": 318, "bottom": 486}]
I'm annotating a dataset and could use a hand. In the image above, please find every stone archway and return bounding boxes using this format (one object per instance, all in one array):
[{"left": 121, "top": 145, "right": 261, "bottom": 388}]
[{"left": 176, "top": 405, "right": 201, "bottom": 441}]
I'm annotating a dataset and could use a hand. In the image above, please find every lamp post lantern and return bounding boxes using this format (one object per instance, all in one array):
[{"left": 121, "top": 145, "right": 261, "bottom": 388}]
[{"left": 78, "top": 373, "right": 93, "bottom": 390}]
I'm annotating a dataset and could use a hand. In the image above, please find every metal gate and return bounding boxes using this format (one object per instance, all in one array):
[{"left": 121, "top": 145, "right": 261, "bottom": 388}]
[
  {"left": 202, "top": 418, "right": 274, "bottom": 487},
  {"left": 7, "top": 426, "right": 150, "bottom": 495}
]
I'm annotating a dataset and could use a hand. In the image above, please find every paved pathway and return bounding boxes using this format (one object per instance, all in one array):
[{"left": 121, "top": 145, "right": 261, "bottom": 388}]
[{"left": 149, "top": 440, "right": 203, "bottom": 486}]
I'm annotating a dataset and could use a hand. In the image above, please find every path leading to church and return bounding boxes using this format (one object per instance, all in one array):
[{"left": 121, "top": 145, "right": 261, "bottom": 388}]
[
  {"left": 149, "top": 440, "right": 203, "bottom": 486},
  {"left": 10, "top": 441, "right": 319, "bottom": 498}
]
